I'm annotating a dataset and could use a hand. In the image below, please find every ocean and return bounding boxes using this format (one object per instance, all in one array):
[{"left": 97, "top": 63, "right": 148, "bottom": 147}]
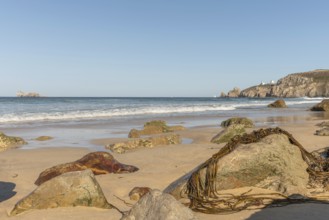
[{"left": 0, "top": 97, "right": 325, "bottom": 149}]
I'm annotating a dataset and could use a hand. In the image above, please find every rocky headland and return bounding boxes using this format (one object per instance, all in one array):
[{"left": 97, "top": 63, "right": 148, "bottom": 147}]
[{"left": 221, "top": 69, "right": 329, "bottom": 98}]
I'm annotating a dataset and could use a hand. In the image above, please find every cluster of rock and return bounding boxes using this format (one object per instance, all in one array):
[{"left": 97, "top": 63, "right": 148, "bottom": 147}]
[
  {"left": 315, "top": 120, "right": 329, "bottom": 136},
  {"left": 107, "top": 134, "right": 181, "bottom": 154},
  {"left": 10, "top": 150, "right": 199, "bottom": 219},
  {"left": 9, "top": 118, "right": 329, "bottom": 218},
  {"left": 0, "top": 132, "right": 27, "bottom": 152},
  {"left": 221, "top": 69, "right": 329, "bottom": 98},
  {"left": 11, "top": 152, "right": 139, "bottom": 215},
  {"left": 107, "top": 120, "right": 184, "bottom": 153}
]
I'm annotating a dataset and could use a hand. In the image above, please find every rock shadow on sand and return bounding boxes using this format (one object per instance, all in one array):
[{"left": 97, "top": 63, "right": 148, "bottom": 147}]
[
  {"left": 246, "top": 201, "right": 329, "bottom": 220},
  {"left": 0, "top": 181, "right": 16, "bottom": 202}
]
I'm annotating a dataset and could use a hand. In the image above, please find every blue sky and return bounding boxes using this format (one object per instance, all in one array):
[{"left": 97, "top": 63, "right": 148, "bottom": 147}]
[{"left": 0, "top": 0, "right": 328, "bottom": 97}]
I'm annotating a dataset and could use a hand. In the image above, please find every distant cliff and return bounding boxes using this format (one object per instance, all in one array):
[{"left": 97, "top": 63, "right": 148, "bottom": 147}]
[{"left": 233, "top": 69, "right": 329, "bottom": 98}]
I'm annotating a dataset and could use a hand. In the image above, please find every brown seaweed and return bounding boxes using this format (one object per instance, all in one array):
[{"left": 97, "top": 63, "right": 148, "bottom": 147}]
[{"left": 35, "top": 151, "right": 139, "bottom": 185}]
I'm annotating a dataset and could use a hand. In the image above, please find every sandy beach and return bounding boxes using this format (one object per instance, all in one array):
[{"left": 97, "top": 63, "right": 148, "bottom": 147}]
[{"left": 1, "top": 114, "right": 329, "bottom": 220}]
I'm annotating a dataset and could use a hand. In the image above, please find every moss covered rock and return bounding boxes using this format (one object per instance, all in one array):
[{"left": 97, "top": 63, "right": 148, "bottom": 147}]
[
  {"left": 11, "top": 170, "right": 113, "bottom": 216},
  {"left": 107, "top": 134, "right": 181, "bottom": 154},
  {"left": 0, "top": 132, "right": 27, "bottom": 152},
  {"left": 211, "top": 124, "right": 246, "bottom": 144},
  {"left": 311, "top": 99, "right": 329, "bottom": 111},
  {"left": 268, "top": 99, "right": 287, "bottom": 108},
  {"left": 220, "top": 117, "right": 254, "bottom": 128},
  {"left": 128, "top": 120, "right": 185, "bottom": 138},
  {"left": 35, "top": 136, "right": 53, "bottom": 141}
]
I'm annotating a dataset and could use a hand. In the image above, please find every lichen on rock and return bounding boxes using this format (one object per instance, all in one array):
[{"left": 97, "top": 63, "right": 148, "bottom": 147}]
[
  {"left": 268, "top": 99, "right": 287, "bottom": 108},
  {"left": 107, "top": 134, "right": 181, "bottom": 154},
  {"left": 220, "top": 117, "right": 254, "bottom": 128},
  {"left": 211, "top": 124, "right": 246, "bottom": 144},
  {"left": 128, "top": 120, "right": 185, "bottom": 138},
  {"left": 11, "top": 170, "right": 113, "bottom": 216},
  {"left": 0, "top": 132, "right": 27, "bottom": 152}
]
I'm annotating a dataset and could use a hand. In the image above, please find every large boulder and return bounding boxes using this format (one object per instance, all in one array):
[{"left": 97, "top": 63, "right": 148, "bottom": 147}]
[
  {"left": 0, "top": 132, "right": 27, "bottom": 152},
  {"left": 310, "top": 99, "right": 329, "bottom": 111},
  {"left": 165, "top": 129, "right": 310, "bottom": 203},
  {"left": 211, "top": 124, "right": 246, "bottom": 144},
  {"left": 128, "top": 120, "right": 185, "bottom": 138},
  {"left": 268, "top": 99, "right": 287, "bottom": 108},
  {"left": 11, "top": 170, "right": 113, "bottom": 216},
  {"left": 121, "top": 189, "right": 198, "bottom": 220},
  {"left": 107, "top": 134, "right": 181, "bottom": 154},
  {"left": 35, "top": 152, "right": 138, "bottom": 185},
  {"left": 220, "top": 117, "right": 254, "bottom": 128}
]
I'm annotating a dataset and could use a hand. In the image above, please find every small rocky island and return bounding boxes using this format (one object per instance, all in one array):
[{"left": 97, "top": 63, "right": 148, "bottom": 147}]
[
  {"left": 16, "top": 91, "right": 41, "bottom": 97},
  {"left": 221, "top": 69, "right": 329, "bottom": 98}
]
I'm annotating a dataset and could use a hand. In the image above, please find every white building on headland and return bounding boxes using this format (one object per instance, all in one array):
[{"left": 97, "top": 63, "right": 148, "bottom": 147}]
[{"left": 259, "top": 80, "right": 276, "bottom": 86}]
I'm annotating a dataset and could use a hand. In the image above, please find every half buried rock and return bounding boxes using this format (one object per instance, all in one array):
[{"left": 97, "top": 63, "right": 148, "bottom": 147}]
[
  {"left": 11, "top": 170, "right": 113, "bottom": 216},
  {"left": 35, "top": 151, "right": 138, "bottom": 185},
  {"left": 107, "top": 134, "right": 181, "bottom": 154},
  {"left": 128, "top": 120, "right": 185, "bottom": 138}
]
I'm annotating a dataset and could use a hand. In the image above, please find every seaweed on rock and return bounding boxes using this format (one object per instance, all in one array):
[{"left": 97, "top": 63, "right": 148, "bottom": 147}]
[{"left": 187, "top": 127, "right": 329, "bottom": 214}]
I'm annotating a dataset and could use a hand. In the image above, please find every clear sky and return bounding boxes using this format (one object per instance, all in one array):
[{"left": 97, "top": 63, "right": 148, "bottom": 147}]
[{"left": 0, "top": 0, "right": 328, "bottom": 97}]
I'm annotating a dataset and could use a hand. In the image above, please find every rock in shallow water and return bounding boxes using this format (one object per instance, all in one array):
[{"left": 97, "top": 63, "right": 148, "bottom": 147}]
[
  {"left": 310, "top": 99, "right": 329, "bottom": 111},
  {"left": 11, "top": 170, "right": 113, "bottom": 216},
  {"left": 35, "top": 151, "right": 138, "bottom": 185},
  {"left": 220, "top": 117, "right": 254, "bottom": 128},
  {"left": 267, "top": 99, "right": 287, "bottom": 108},
  {"left": 35, "top": 136, "right": 53, "bottom": 141},
  {"left": 128, "top": 120, "right": 185, "bottom": 138},
  {"left": 0, "top": 132, "right": 27, "bottom": 152}
]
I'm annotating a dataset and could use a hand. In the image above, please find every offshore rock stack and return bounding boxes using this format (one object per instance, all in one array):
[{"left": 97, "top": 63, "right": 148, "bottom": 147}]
[{"left": 16, "top": 91, "right": 41, "bottom": 97}]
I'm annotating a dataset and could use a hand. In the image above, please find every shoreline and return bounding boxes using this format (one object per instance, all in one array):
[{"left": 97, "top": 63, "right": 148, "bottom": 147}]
[{"left": 1, "top": 108, "right": 329, "bottom": 219}]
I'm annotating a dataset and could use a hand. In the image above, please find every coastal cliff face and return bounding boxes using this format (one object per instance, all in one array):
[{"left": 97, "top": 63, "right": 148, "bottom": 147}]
[{"left": 239, "top": 69, "right": 329, "bottom": 98}]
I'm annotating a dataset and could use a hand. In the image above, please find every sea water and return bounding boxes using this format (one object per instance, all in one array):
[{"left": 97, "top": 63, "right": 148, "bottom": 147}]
[{"left": 0, "top": 97, "right": 325, "bottom": 149}]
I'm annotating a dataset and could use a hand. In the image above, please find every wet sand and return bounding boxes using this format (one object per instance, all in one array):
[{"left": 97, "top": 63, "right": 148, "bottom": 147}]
[{"left": 1, "top": 117, "right": 329, "bottom": 219}]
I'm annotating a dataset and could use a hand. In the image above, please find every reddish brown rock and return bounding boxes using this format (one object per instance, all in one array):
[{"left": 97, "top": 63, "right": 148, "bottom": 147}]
[{"left": 35, "top": 152, "right": 138, "bottom": 185}]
